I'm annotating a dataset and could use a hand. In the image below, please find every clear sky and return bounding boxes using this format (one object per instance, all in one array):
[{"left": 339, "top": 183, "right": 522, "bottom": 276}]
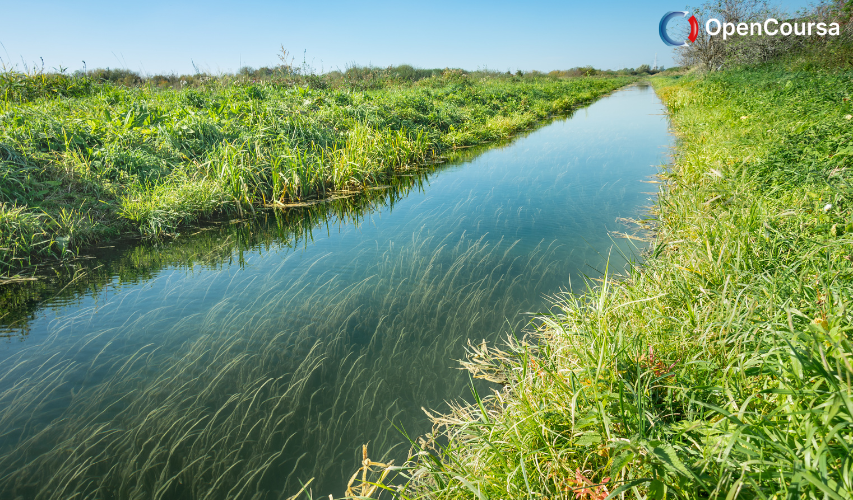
[{"left": 1, "top": 0, "right": 816, "bottom": 75}]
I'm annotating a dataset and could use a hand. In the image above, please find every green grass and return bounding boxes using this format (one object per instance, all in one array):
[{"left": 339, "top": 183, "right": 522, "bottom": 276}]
[
  {"left": 0, "top": 71, "right": 632, "bottom": 274},
  {"left": 358, "top": 66, "right": 853, "bottom": 499}
]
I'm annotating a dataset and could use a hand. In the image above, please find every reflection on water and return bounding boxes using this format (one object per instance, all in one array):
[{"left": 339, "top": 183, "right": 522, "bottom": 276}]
[{"left": 0, "top": 84, "right": 671, "bottom": 498}]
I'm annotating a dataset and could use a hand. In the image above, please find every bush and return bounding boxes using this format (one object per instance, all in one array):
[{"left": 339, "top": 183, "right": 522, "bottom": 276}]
[{"left": 0, "top": 71, "right": 94, "bottom": 103}]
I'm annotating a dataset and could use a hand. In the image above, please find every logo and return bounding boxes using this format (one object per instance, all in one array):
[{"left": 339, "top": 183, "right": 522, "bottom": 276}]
[
  {"left": 659, "top": 11, "right": 700, "bottom": 46},
  {"left": 659, "top": 11, "right": 841, "bottom": 46}
]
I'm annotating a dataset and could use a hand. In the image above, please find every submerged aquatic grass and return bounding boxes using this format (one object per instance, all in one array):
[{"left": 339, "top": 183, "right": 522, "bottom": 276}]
[{"left": 0, "top": 222, "right": 568, "bottom": 498}]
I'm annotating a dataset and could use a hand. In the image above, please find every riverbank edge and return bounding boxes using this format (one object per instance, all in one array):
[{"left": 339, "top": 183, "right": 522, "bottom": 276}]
[
  {"left": 355, "top": 67, "right": 853, "bottom": 498},
  {"left": 1, "top": 78, "right": 635, "bottom": 278}
]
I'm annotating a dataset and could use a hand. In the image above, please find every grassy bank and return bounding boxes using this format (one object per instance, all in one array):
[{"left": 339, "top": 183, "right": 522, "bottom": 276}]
[
  {"left": 359, "top": 66, "right": 853, "bottom": 498},
  {"left": 0, "top": 72, "right": 632, "bottom": 274}
]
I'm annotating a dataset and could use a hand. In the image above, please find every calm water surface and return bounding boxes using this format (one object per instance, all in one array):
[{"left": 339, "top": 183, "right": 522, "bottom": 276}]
[{"left": 0, "top": 84, "right": 671, "bottom": 498}]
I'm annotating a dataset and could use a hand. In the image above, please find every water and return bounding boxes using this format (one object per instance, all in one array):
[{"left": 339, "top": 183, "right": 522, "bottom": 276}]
[{"left": 0, "top": 84, "right": 671, "bottom": 499}]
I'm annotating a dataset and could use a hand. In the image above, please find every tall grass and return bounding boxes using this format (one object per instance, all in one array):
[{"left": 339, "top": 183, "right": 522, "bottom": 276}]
[
  {"left": 0, "top": 72, "right": 632, "bottom": 274},
  {"left": 351, "top": 67, "right": 853, "bottom": 498}
]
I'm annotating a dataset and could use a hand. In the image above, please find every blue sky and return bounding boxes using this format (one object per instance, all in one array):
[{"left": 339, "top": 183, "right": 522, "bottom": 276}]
[{"left": 1, "top": 0, "right": 816, "bottom": 75}]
